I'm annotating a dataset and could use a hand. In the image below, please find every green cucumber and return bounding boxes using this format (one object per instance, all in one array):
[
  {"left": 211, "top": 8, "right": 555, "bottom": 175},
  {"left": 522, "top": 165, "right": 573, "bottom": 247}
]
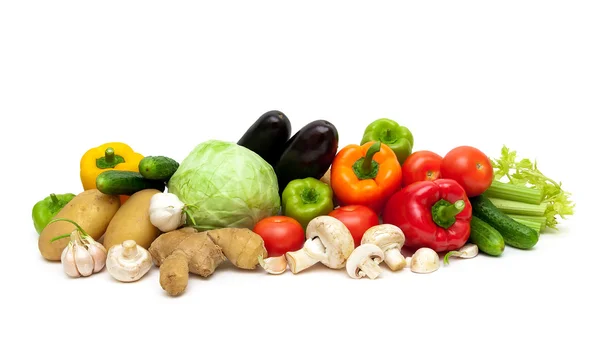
[
  {"left": 96, "top": 170, "right": 165, "bottom": 196},
  {"left": 139, "top": 156, "right": 179, "bottom": 181},
  {"left": 469, "top": 216, "right": 505, "bottom": 256},
  {"left": 470, "top": 195, "right": 539, "bottom": 250}
]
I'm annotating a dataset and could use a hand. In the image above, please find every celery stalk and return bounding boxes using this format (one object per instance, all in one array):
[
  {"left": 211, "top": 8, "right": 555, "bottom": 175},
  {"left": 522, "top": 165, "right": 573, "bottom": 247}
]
[
  {"left": 484, "top": 180, "right": 544, "bottom": 204},
  {"left": 488, "top": 197, "right": 548, "bottom": 216},
  {"left": 512, "top": 218, "right": 543, "bottom": 234},
  {"left": 508, "top": 214, "right": 547, "bottom": 228}
]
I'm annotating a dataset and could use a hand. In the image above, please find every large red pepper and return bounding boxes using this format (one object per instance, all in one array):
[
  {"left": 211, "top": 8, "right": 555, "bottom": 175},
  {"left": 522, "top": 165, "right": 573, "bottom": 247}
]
[{"left": 382, "top": 179, "right": 472, "bottom": 252}]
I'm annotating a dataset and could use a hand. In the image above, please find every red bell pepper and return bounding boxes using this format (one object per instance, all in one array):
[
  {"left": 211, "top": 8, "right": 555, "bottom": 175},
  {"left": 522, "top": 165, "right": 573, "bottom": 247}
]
[{"left": 382, "top": 179, "right": 472, "bottom": 252}]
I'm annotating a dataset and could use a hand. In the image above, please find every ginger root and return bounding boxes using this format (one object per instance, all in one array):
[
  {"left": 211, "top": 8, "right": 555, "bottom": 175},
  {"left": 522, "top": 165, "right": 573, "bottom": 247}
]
[
  {"left": 148, "top": 227, "right": 267, "bottom": 296},
  {"left": 149, "top": 228, "right": 226, "bottom": 296},
  {"left": 148, "top": 227, "right": 197, "bottom": 266},
  {"left": 206, "top": 228, "right": 267, "bottom": 270},
  {"left": 159, "top": 251, "right": 189, "bottom": 296}
]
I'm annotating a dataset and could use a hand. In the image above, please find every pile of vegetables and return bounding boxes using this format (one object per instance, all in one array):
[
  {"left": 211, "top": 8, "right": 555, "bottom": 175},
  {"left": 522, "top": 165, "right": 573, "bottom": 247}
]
[{"left": 31, "top": 110, "right": 575, "bottom": 296}]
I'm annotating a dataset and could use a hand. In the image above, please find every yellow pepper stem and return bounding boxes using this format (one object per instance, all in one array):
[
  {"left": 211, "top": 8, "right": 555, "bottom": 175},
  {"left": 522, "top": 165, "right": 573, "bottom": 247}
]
[
  {"left": 96, "top": 147, "right": 125, "bottom": 169},
  {"left": 105, "top": 147, "right": 116, "bottom": 163}
]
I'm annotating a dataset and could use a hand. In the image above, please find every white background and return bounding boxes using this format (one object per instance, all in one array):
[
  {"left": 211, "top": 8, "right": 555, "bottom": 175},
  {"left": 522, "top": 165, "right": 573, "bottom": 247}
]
[{"left": 1, "top": 1, "right": 598, "bottom": 357}]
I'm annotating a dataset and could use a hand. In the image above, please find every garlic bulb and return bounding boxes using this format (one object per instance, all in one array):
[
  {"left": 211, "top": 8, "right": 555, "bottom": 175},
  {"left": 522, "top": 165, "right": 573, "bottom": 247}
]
[
  {"left": 106, "top": 240, "right": 153, "bottom": 282},
  {"left": 149, "top": 193, "right": 189, "bottom": 232},
  {"left": 60, "top": 229, "right": 107, "bottom": 278}
]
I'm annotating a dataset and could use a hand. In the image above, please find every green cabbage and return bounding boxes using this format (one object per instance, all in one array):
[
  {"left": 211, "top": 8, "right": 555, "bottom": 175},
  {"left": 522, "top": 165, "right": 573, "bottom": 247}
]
[{"left": 167, "top": 140, "right": 281, "bottom": 231}]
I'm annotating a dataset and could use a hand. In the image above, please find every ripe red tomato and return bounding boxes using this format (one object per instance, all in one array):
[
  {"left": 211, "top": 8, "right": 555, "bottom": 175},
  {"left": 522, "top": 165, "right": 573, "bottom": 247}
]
[
  {"left": 402, "top": 150, "right": 443, "bottom": 187},
  {"left": 329, "top": 205, "right": 380, "bottom": 247},
  {"left": 253, "top": 216, "right": 305, "bottom": 257},
  {"left": 440, "top": 146, "right": 493, "bottom": 197}
]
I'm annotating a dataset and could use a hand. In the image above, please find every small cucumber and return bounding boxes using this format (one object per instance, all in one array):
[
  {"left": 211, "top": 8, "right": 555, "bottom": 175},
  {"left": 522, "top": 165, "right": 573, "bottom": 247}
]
[
  {"left": 138, "top": 156, "right": 180, "bottom": 181},
  {"left": 469, "top": 216, "right": 505, "bottom": 256},
  {"left": 96, "top": 170, "right": 165, "bottom": 196},
  {"left": 470, "top": 195, "right": 539, "bottom": 249}
]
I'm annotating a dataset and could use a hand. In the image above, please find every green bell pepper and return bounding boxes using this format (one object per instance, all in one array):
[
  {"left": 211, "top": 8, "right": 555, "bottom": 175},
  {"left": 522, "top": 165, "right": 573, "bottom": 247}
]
[
  {"left": 282, "top": 177, "right": 334, "bottom": 229},
  {"left": 360, "top": 118, "right": 414, "bottom": 165},
  {"left": 32, "top": 193, "right": 76, "bottom": 234}
]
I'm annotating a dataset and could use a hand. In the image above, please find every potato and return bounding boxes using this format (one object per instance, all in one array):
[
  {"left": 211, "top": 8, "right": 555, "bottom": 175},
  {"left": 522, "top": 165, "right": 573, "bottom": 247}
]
[
  {"left": 102, "top": 189, "right": 162, "bottom": 250},
  {"left": 38, "top": 189, "right": 121, "bottom": 261}
]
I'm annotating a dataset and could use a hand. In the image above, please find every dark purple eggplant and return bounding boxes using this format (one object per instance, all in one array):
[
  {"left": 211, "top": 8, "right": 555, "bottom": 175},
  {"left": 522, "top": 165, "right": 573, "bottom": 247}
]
[
  {"left": 237, "top": 110, "right": 292, "bottom": 167},
  {"left": 274, "top": 120, "right": 339, "bottom": 193}
]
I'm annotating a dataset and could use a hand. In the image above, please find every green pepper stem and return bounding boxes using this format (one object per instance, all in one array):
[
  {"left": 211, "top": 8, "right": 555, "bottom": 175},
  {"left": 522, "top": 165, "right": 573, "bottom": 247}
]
[
  {"left": 46, "top": 218, "right": 90, "bottom": 238},
  {"left": 383, "top": 129, "right": 393, "bottom": 142},
  {"left": 105, "top": 147, "right": 115, "bottom": 164},
  {"left": 361, "top": 141, "right": 381, "bottom": 173},
  {"left": 50, "top": 193, "right": 59, "bottom": 204},
  {"left": 301, "top": 188, "right": 318, "bottom": 204}
]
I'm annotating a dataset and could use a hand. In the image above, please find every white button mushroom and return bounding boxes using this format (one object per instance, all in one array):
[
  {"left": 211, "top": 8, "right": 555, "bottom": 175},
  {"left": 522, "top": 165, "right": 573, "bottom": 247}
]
[
  {"left": 346, "top": 244, "right": 385, "bottom": 279},
  {"left": 286, "top": 216, "right": 354, "bottom": 274},
  {"left": 409, "top": 247, "right": 440, "bottom": 274},
  {"left": 361, "top": 224, "right": 407, "bottom": 271},
  {"left": 106, "top": 240, "right": 153, "bottom": 282}
]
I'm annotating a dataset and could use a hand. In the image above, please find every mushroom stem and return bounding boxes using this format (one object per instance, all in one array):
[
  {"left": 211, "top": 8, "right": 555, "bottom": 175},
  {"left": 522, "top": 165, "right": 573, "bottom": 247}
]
[
  {"left": 121, "top": 240, "right": 138, "bottom": 259},
  {"left": 303, "top": 238, "right": 327, "bottom": 261},
  {"left": 259, "top": 255, "right": 288, "bottom": 275},
  {"left": 286, "top": 249, "right": 320, "bottom": 274},
  {"left": 358, "top": 258, "right": 383, "bottom": 279},
  {"left": 383, "top": 248, "right": 407, "bottom": 271}
]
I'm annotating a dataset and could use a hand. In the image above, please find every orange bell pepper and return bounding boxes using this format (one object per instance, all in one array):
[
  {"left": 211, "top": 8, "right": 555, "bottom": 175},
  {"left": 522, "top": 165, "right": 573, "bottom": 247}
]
[{"left": 330, "top": 141, "right": 402, "bottom": 213}]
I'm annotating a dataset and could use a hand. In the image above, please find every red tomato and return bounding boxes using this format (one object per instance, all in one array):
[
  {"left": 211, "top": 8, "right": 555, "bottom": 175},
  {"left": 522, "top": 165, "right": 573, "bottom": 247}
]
[
  {"left": 328, "top": 205, "right": 380, "bottom": 247},
  {"left": 440, "top": 146, "right": 493, "bottom": 197},
  {"left": 253, "top": 216, "right": 305, "bottom": 257},
  {"left": 402, "top": 150, "right": 443, "bottom": 187}
]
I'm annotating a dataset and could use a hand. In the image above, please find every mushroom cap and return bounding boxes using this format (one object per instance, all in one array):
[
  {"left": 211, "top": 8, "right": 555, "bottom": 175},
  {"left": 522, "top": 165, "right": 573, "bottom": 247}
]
[
  {"left": 361, "top": 224, "right": 405, "bottom": 249},
  {"left": 305, "top": 216, "right": 354, "bottom": 269},
  {"left": 346, "top": 244, "right": 385, "bottom": 279},
  {"left": 410, "top": 247, "right": 440, "bottom": 274}
]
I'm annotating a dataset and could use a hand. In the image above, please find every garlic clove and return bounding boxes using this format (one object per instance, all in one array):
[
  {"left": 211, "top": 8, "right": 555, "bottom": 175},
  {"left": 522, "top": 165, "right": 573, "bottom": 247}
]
[
  {"left": 258, "top": 255, "right": 288, "bottom": 275},
  {"left": 61, "top": 242, "right": 80, "bottom": 278},
  {"left": 85, "top": 239, "right": 107, "bottom": 273},
  {"left": 73, "top": 240, "right": 94, "bottom": 277}
]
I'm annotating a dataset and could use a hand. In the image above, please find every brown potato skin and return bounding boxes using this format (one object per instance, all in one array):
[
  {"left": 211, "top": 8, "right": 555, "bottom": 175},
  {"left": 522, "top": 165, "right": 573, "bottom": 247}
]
[
  {"left": 102, "top": 189, "right": 162, "bottom": 250},
  {"left": 38, "top": 189, "right": 121, "bottom": 261}
]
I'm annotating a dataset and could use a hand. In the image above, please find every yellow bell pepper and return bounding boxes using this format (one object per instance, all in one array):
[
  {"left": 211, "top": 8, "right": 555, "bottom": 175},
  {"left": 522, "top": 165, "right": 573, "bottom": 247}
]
[{"left": 80, "top": 142, "right": 145, "bottom": 191}]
